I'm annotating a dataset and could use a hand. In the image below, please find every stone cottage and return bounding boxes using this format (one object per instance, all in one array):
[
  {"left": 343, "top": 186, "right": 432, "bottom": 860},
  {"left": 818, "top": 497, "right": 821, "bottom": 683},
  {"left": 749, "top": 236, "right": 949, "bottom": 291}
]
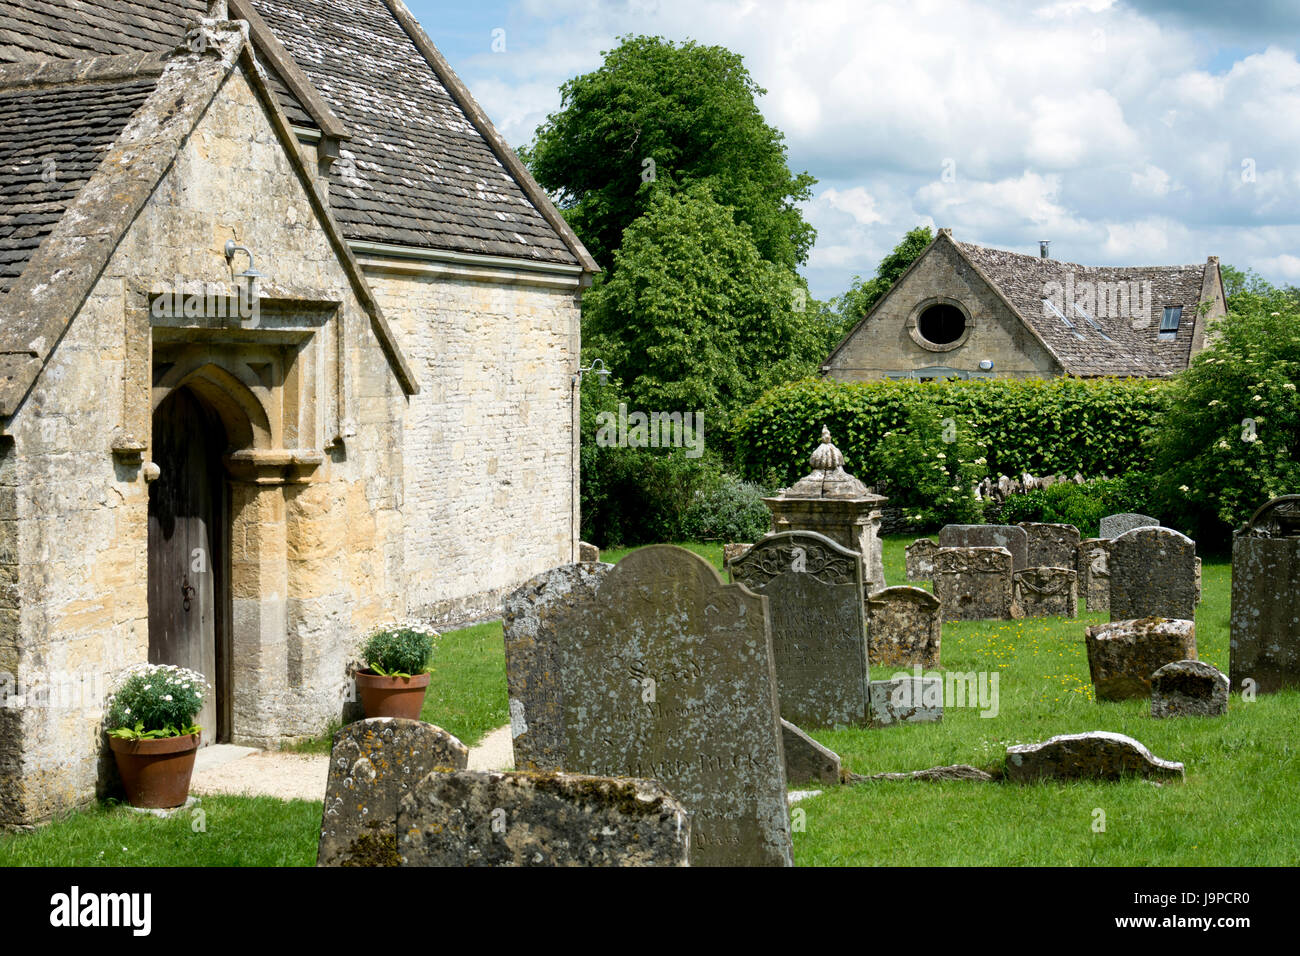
[
  {"left": 823, "top": 229, "right": 1225, "bottom": 381},
  {"left": 0, "top": 1, "right": 597, "bottom": 826}
]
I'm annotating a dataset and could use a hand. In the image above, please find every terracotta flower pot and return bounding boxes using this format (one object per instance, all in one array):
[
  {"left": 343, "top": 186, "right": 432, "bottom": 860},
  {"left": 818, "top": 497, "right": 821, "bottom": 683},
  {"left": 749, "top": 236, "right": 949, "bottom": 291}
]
[
  {"left": 109, "top": 733, "right": 201, "bottom": 809},
  {"left": 355, "top": 670, "right": 430, "bottom": 720}
]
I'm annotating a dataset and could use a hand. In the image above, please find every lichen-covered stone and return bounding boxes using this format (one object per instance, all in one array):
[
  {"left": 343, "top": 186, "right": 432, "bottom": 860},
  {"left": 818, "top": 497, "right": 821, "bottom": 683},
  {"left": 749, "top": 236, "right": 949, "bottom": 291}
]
[
  {"left": 1013, "top": 566, "right": 1077, "bottom": 618},
  {"left": 781, "top": 719, "right": 841, "bottom": 786},
  {"left": 854, "top": 764, "right": 992, "bottom": 783},
  {"left": 577, "top": 542, "right": 600, "bottom": 563},
  {"left": 318, "top": 718, "right": 468, "bottom": 867},
  {"left": 1151, "top": 660, "right": 1229, "bottom": 718},
  {"left": 1110, "top": 527, "right": 1198, "bottom": 622},
  {"left": 1077, "top": 537, "right": 1111, "bottom": 612},
  {"left": 933, "top": 546, "right": 1018, "bottom": 621},
  {"left": 866, "top": 586, "right": 941, "bottom": 668},
  {"left": 869, "top": 675, "right": 943, "bottom": 726},
  {"left": 560, "top": 545, "right": 792, "bottom": 867},
  {"left": 722, "top": 542, "right": 752, "bottom": 566},
  {"left": 397, "top": 769, "right": 690, "bottom": 867},
  {"left": 730, "top": 531, "right": 869, "bottom": 728},
  {"left": 1018, "top": 522, "right": 1080, "bottom": 570},
  {"left": 1086, "top": 618, "right": 1197, "bottom": 701},
  {"left": 1099, "top": 512, "right": 1159, "bottom": 539},
  {"left": 1005, "top": 731, "right": 1184, "bottom": 783},
  {"left": 1230, "top": 496, "right": 1300, "bottom": 694},
  {"left": 501, "top": 562, "right": 611, "bottom": 771},
  {"left": 905, "top": 538, "right": 938, "bottom": 582},
  {"left": 939, "top": 524, "right": 1029, "bottom": 571}
]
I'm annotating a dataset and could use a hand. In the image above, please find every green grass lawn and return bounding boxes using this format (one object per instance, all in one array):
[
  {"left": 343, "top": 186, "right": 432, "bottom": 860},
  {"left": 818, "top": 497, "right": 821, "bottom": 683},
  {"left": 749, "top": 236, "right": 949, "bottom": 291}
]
[{"left": 4, "top": 535, "right": 1296, "bottom": 866}]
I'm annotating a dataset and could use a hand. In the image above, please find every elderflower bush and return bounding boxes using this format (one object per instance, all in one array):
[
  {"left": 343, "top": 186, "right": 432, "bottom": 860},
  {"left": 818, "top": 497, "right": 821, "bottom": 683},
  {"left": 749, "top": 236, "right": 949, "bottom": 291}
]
[
  {"left": 876, "top": 402, "right": 988, "bottom": 529},
  {"left": 105, "top": 663, "right": 209, "bottom": 739}
]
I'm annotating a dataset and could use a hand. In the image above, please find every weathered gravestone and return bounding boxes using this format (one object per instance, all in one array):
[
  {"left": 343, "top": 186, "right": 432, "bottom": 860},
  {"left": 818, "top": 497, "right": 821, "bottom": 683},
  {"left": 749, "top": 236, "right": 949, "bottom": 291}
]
[
  {"left": 933, "top": 546, "right": 1018, "bottom": 621},
  {"left": 1013, "top": 567, "right": 1077, "bottom": 618},
  {"left": 578, "top": 541, "right": 600, "bottom": 563},
  {"left": 1231, "top": 495, "right": 1300, "bottom": 694},
  {"left": 1018, "top": 522, "right": 1081, "bottom": 570},
  {"left": 722, "top": 542, "right": 753, "bottom": 566},
  {"left": 781, "top": 719, "right": 842, "bottom": 786},
  {"left": 1151, "top": 660, "right": 1229, "bottom": 718},
  {"left": 397, "top": 770, "right": 690, "bottom": 867},
  {"left": 1005, "top": 731, "right": 1183, "bottom": 783},
  {"left": 1077, "top": 537, "right": 1111, "bottom": 611},
  {"left": 866, "top": 586, "right": 941, "bottom": 669},
  {"left": 939, "top": 524, "right": 1029, "bottom": 571},
  {"left": 1085, "top": 617, "right": 1197, "bottom": 701},
  {"left": 868, "top": 674, "right": 944, "bottom": 726},
  {"left": 317, "top": 718, "right": 468, "bottom": 867},
  {"left": 1099, "top": 512, "right": 1159, "bottom": 539},
  {"left": 730, "top": 531, "right": 870, "bottom": 729},
  {"left": 502, "top": 562, "right": 612, "bottom": 771},
  {"left": 561, "top": 545, "right": 793, "bottom": 867},
  {"left": 1109, "top": 527, "right": 1198, "bottom": 622},
  {"left": 905, "top": 538, "right": 938, "bottom": 582}
]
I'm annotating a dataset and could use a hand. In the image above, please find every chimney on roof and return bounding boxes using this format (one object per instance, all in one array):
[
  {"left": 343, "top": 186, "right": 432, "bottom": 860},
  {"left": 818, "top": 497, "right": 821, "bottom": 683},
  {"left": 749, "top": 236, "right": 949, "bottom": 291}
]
[
  {"left": 1039, "top": 240, "right": 1051, "bottom": 259},
  {"left": 207, "top": 1, "right": 229, "bottom": 18}
]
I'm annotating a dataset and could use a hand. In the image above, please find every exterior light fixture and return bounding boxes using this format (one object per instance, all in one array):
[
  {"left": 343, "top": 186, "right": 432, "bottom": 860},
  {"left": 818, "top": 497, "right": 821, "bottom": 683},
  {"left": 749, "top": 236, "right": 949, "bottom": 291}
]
[
  {"left": 224, "top": 240, "right": 268, "bottom": 280},
  {"left": 575, "top": 358, "right": 610, "bottom": 387},
  {"left": 978, "top": 360, "right": 994, "bottom": 371}
]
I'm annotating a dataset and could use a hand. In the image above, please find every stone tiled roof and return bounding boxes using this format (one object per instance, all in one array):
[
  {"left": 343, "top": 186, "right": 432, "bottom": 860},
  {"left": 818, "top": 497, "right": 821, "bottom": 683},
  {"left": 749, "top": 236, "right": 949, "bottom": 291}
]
[
  {"left": 0, "top": 71, "right": 159, "bottom": 294},
  {"left": 957, "top": 241, "right": 1211, "bottom": 377},
  {"left": 249, "top": 0, "right": 581, "bottom": 264},
  {"left": 0, "top": 0, "right": 591, "bottom": 268}
]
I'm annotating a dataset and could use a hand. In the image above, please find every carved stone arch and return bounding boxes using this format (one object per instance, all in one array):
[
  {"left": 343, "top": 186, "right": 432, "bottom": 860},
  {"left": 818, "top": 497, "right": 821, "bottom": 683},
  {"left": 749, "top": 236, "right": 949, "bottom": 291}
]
[{"left": 153, "top": 360, "right": 273, "bottom": 452}]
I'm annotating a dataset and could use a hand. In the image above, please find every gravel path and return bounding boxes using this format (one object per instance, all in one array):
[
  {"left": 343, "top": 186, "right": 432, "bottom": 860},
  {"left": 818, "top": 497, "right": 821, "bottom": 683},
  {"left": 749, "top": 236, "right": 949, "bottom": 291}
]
[{"left": 190, "top": 725, "right": 515, "bottom": 803}]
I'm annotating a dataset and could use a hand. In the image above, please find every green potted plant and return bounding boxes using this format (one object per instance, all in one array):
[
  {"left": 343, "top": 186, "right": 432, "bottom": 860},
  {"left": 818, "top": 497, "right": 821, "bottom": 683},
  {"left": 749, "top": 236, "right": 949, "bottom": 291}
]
[
  {"left": 104, "top": 663, "right": 209, "bottom": 809},
  {"left": 354, "top": 625, "right": 437, "bottom": 720}
]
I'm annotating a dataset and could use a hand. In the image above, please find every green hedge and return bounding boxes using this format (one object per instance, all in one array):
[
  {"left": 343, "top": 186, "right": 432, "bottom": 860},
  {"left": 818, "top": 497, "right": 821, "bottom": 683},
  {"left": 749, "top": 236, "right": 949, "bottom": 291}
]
[{"left": 731, "top": 377, "right": 1168, "bottom": 489}]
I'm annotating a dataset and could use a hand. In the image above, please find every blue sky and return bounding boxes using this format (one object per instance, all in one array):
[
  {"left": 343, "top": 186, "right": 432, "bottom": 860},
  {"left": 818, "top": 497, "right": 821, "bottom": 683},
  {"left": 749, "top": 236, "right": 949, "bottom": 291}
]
[{"left": 409, "top": 0, "right": 1300, "bottom": 300}]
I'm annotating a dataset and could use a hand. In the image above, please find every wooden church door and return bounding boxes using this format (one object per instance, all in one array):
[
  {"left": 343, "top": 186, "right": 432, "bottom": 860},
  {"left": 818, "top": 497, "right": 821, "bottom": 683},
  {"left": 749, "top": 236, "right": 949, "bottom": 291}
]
[{"left": 147, "top": 387, "right": 228, "bottom": 744}]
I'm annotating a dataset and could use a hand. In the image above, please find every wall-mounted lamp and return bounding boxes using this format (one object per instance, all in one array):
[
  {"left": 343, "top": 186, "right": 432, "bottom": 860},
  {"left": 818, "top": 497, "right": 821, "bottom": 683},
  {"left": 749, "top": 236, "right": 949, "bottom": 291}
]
[
  {"left": 574, "top": 358, "right": 611, "bottom": 387},
  {"left": 224, "top": 240, "right": 268, "bottom": 280},
  {"left": 978, "top": 360, "right": 994, "bottom": 371}
]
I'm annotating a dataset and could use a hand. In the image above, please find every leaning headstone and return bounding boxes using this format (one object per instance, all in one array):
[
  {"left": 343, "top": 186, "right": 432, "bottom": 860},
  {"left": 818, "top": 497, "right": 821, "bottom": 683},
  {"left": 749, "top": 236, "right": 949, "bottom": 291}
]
[
  {"left": 1109, "top": 526, "right": 1198, "bottom": 622},
  {"left": 561, "top": 545, "right": 792, "bottom": 867},
  {"left": 1194, "top": 556, "right": 1202, "bottom": 604},
  {"left": 730, "top": 531, "right": 870, "bottom": 728},
  {"left": 1018, "top": 522, "right": 1081, "bottom": 570},
  {"left": 578, "top": 541, "right": 600, "bottom": 563},
  {"left": 722, "top": 542, "right": 752, "bottom": 566},
  {"left": 933, "top": 546, "right": 1018, "bottom": 621},
  {"left": 1077, "top": 537, "right": 1111, "bottom": 611},
  {"left": 939, "top": 524, "right": 1029, "bottom": 571},
  {"left": 868, "top": 674, "right": 944, "bottom": 727},
  {"left": 502, "top": 562, "right": 611, "bottom": 771},
  {"left": 1230, "top": 495, "right": 1300, "bottom": 694},
  {"left": 905, "top": 538, "right": 938, "bottom": 581},
  {"left": 318, "top": 718, "right": 468, "bottom": 867},
  {"left": 781, "top": 719, "right": 841, "bottom": 786},
  {"left": 865, "top": 586, "right": 941, "bottom": 669},
  {"left": 1085, "top": 618, "right": 1197, "bottom": 701},
  {"left": 1012, "top": 567, "right": 1077, "bottom": 618},
  {"left": 1004, "top": 731, "right": 1183, "bottom": 783},
  {"left": 1100, "top": 512, "right": 1159, "bottom": 539},
  {"left": 398, "top": 770, "right": 690, "bottom": 867},
  {"left": 1151, "top": 660, "right": 1229, "bottom": 718}
]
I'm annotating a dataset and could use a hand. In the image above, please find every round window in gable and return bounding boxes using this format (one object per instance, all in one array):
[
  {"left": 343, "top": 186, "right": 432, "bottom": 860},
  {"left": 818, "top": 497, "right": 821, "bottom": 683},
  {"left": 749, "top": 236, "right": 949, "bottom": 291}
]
[{"left": 917, "top": 303, "right": 967, "bottom": 345}]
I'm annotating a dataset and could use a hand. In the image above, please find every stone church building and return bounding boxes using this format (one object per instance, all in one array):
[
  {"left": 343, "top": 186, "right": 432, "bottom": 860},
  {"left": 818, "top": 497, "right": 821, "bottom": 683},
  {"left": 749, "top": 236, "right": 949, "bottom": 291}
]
[
  {"left": 823, "top": 228, "right": 1226, "bottom": 381},
  {"left": 0, "top": 1, "right": 597, "bottom": 826}
]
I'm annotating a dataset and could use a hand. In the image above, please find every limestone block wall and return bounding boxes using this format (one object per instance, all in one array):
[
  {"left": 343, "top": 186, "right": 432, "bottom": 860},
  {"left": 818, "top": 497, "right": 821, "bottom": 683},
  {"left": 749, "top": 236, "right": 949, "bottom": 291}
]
[
  {"left": 825, "top": 239, "right": 1061, "bottom": 381},
  {"left": 364, "top": 267, "right": 582, "bottom": 627},
  {"left": 0, "top": 66, "right": 408, "bottom": 825}
]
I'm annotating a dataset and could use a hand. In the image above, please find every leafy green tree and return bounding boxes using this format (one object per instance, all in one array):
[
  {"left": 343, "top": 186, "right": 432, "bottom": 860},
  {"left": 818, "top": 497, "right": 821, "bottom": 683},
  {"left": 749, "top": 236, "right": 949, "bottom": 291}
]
[
  {"left": 522, "top": 35, "right": 816, "bottom": 272},
  {"left": 1150, "top": 287, "right": 1300, "bottom": 546},
  {"left": 830, "top": 226, "right": 934, "bottom": 327},
  {"left": 581, "top": 183, "right": 826, "bottom": 429}
]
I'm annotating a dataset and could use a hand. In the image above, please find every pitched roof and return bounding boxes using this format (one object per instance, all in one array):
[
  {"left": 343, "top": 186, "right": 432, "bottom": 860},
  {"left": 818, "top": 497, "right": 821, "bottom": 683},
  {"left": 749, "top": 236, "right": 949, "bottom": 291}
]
[
  {"left": 0, "top": 0, "right": 595, "bottom": 269},
  {"left": 0, "top": 30, "right": 417, "bottom": 416},
  {"left": 955, "top": 240, "right": 1212, "bottom": 377},
  {"left": 0, "top": 63, "right": 160, "bottom": 294}
]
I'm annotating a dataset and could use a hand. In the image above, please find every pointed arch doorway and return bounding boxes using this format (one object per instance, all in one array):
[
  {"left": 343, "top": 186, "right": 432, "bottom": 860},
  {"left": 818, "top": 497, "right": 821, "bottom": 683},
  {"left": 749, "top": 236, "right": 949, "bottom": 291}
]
[{"left": 147, "top": 386, "right": 230, "bottom": 744}]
